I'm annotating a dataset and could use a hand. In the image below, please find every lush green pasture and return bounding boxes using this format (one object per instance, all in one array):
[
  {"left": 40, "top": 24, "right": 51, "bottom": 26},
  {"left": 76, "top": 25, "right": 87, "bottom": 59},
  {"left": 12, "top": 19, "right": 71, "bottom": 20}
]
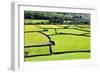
[
  {"left": 25, "top": 52, "right": 90, "bottom": 61},
  {"left": 24, "top": 24, "right": 90, "bottom": 62},
  {"left": 24, "top": 25, "right": 42, "bottom": 31}
]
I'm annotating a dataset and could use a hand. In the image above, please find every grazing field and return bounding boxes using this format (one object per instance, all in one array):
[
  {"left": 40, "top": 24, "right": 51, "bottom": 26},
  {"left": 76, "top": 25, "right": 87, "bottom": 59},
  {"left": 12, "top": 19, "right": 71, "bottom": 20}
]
[
  {"left": 24, "top": 19, "right": 49, "bottom": 24},
  {"left": 25, "top": 52, "right": 90, "bottom": 61},
  {"left": 24, "top": 24, "right": 90, "bottom": 62}
]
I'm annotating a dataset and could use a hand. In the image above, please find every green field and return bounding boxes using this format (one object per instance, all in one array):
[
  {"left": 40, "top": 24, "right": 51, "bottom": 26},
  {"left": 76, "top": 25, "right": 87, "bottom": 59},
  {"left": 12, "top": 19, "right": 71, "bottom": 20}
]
[
  {"left": 24, "top": 19, "right": 49, "bottom": 24},
  {"left": 25, "top": 52, "right": 90, "bottom": 61},
  {"left": 24, "top": 24, "right": 90, "bottom": 62}
]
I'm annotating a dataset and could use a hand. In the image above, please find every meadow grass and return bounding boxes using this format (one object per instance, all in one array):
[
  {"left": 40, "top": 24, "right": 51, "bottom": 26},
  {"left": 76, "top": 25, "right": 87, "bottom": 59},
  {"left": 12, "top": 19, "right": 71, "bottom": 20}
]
[
  {"left": 24, "top": 19, "right": 49, "bottom": 24},
  {"left": 24, "top": 24, "right": 90, "bottom": 62},
  {"left": 25, "top": 52, "right": 90, "bottom": 61}
]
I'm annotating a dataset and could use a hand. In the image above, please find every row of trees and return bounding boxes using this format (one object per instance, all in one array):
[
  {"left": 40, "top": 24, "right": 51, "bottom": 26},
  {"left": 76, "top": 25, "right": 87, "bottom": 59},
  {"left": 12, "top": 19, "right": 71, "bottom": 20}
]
[{"left": 24, "top": 11, "right": 90, "bottom": 24}]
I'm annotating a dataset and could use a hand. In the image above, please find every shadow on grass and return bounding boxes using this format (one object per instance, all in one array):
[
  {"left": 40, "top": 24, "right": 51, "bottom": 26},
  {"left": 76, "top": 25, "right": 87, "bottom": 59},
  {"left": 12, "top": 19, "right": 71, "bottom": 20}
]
[
  {"left": 77, "top": 26, "right": 90, "bottom": 29},
  {"left": 24, "top": 50, "right": 90, "bottom": 58}
]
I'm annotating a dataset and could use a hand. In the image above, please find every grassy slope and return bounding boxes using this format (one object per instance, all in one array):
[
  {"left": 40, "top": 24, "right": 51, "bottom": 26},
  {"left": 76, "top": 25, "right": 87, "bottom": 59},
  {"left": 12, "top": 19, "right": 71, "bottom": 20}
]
[
  {"left": 24, "top": 25, "right": 42, "bottom": 31},
  {"left": 24, "top": 25, "right": 90, "bottom": 62},
  {"left": 51, "top": 35, "right": 90, "bottom": 52},
  {"left": 25, "top": 52, "right": 90, "bottom": 61}
]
